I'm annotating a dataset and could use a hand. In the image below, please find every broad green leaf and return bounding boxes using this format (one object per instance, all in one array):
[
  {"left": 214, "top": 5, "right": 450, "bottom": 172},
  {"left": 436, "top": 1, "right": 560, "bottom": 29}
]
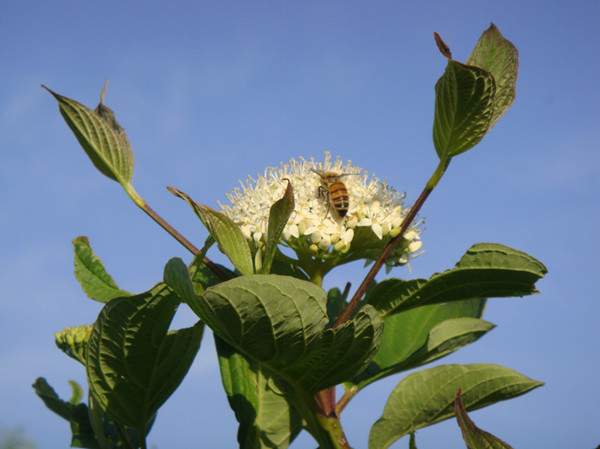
[
  {"left": 455, "top": 389, "right": 514, "bottom": 448},
  {"left": 55, "top": 325, "right": 93, "bottom": 365},
  {"left": 467, "top": 24, "right": 519, "bottom": 128},
  {"left": 189, "top": 255, "right": 231, "bottom": 294},
  {"left": 432, "top": 60, "right": 496, "bottom": 158},
  {"left": 186, "top": 262, "right": 347, "bottom": 449},
  {"left": 367, "top": 243, "right": 547, "bottom": 316},
  {"left": 73, "top": 236, "right": 130, "bottom": 303},
  {"left": 372, "top": 299, "right": 485, "bottom": 373},
  {"left": 86, "top": 283, "right": 204, "bottom": 430},
  {"left": 368, "top": 364, "right": 543, "bottom": 449},
  {"left": 33, "top": 378, "right": 98, "bottom": 448},
  {"left": 87, "top": 395, "right": 112, "bottom": 449},
  {"left": 270, "top": 249, "right": 309, "bottom": 280},
  {"left": 164, "top": 259, "right": 383, "bottom": 393},
  {"left": 327, "top": 285, "right": 350, "bottom": 326},
  {"left": 261, "top": 180, "right": 295, "bottom": 274},
  {"left": 270, "top": 257, "right": 309, "bottom": 281},
  {"left": 88, "top": 395, "right": 113, "bottom": 449},
  {"left": 215, "top": 336, "right": 302, "bottom": 449},
  {"left": 168, "top": 187, "right": 254, "bottom": 275},
  {"left": 43, "top": 86, "right": 134, "bottom": 185},
  {"left": 425, "top": 317, "right": 494, "bottom": 360},
  {"left": 87, "top": 394, "right": 142, "bottom": 449},
  {"left": 354, "top": 301, "right": 491, "bottom": 389}
]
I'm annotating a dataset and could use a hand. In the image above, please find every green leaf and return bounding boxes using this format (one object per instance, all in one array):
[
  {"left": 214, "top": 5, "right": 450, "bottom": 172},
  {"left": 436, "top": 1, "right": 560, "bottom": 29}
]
[
  {"left": 73, "top": 236, "right": 130, "bottom": 303},
  {"left": 88, "top": 394, "right": 142, "bottom": 449},
  {"left": 168, "top": 187, "right": 254, "bottom": 275},
  {"left": 33, "top": 378, "right": 98, "bottom": 448},
  {"left": 261, "top": 179, "right": 295, "bottom": 274},
  {"left": 425, "top": 317, "right": 494, "bottom": 360},
  {"left": 86, "top": 283, "right": 204, "bottom": 430},
  {"left": 43, "top": 86, "right": 134, "bottom": 186},
  {"left": 326, "top": 285, "right": 350, "bottom": 326},
  {"left": 455, "top": 389, "right": 514, "bottom": 449},
  {"left": 55, "top": 325, "right": 93, "bottom": 365},
  {"left": 432, "top": 60, "right": 496, "bottom": 158},
  {"left": 33, "top": 377, "right": 77, "bottom": 421},
  {"left": 375, "top": 299, "right": 485, "bottom": 371},
  {"left": 368, "top": 364, "right": 543, "bottom": 449},
  {"left": 270, "top": 256, "right": 309, "bottom": 281},
  {"left": 467, "top": 24, "right": 519, "bottom": 128},
  {"left": 215, "top": 336, "right": 302, "bottom": 449},
  {"left": 354, "top": 300, "right": 490, "bottom": 388},
  {"left": 68, "top": 380, "right": 84, "bottom": 405},
  {"left": 199, "top": 235, "right": 216, "bottom": 259},
  {"left": 87, "top": 395, "right": 112, "bottom": 449},
  {"left": 164, "top": 259, "right": 383, "bottom": 393},
  {"left": 367, "top": 243, "right": 547, "bottom": 316},
  {"left": 189, "top": 255, "right": 231, "bottom": 294},
  {"left": 269, "top": 249, "right": 309, "bottom": 280}
]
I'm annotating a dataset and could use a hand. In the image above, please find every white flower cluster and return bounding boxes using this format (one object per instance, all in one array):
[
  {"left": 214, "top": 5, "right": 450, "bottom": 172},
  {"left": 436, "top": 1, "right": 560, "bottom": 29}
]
[{"left": 221, "top": 152, "right": 422, "bottom": 265}]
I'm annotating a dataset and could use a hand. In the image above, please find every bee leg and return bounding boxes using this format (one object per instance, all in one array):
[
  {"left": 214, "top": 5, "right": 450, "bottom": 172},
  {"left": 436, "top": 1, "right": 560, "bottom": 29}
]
[
  {"left": 317, "top": 186, "right": 330, "bottom": 220},
  {"left": 323, "top": 200, "right": 331, "bottom": 220}
]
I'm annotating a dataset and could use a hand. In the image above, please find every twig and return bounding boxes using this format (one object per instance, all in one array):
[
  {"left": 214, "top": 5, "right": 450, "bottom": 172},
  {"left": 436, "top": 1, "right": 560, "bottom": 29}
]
[
  {"left": 332, "top": 159, "right": 448, "bottom": 417},
  {"left": 334, "top": 158, "right": 448, "bottom": 326},
  {"left": 335, "top": 386, "right": 357, "bottom": 415},
  {"left": 140, "top": 202, "right": 229, "bottom": 280},
  {"left": 125, "top": 184, "right": 229, "bottom": 281}
]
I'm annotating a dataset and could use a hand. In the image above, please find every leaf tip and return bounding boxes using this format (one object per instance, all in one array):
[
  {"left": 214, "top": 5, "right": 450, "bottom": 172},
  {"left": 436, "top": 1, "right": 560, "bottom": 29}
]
[
  {"left": 433, "top": 31, "right": 452, "bottom": 59},
  {"left": 164, "top": 257, "right": 191, "bottom": 291},
  {"left": 282, "top": 176, "right": 293, "bottom": 191},
  {"left": 99, "top": 79, "right": 109, "bottom": 105},
  {"left": 72, "top": 235, "right": 90, "bottom": 246},
  {"left": 41, "top": 84, "right": 60, "bottom": 100},
  {"left": 164, "top": 256, "right": 187, "bottom": 276},
  {"left": 68, "top": 380, "right": 83, "bottom": 404},
  {"left": 167, "top": 185, "right": 186, "bottom": 200}
]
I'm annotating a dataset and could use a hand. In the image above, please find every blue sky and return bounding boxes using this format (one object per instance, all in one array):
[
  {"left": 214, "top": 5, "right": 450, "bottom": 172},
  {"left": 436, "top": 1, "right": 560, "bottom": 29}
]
[{"left": 1, "top": 1, "right": 599, "bottom": 448}]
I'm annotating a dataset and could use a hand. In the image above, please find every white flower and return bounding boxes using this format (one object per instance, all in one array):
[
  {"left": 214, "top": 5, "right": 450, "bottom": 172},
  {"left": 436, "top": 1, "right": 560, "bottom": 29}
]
[{"left": 220, "top": 152, "right": 422, "bottom": 270}]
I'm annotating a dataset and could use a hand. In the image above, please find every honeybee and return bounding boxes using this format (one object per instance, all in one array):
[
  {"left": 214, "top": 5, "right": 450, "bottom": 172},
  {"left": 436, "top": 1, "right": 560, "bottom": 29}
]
[{"left": 311, "top": 169, "right": 354, "bottom": 219}]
